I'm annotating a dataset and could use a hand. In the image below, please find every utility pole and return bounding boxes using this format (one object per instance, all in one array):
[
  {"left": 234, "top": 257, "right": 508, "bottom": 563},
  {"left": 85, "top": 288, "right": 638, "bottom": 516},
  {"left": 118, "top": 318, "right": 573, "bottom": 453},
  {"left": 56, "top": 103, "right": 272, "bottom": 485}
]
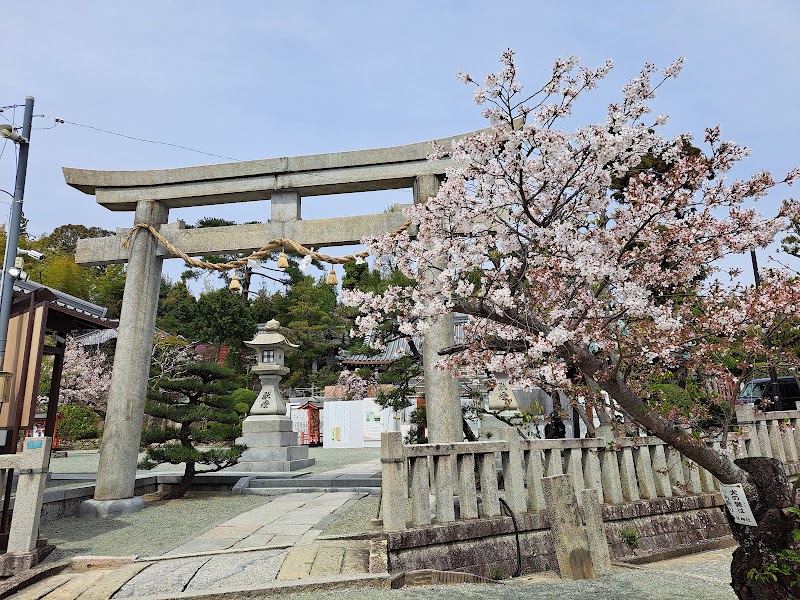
[
  {"left": 750, "top": 249, "right": 782, "bottom": 409},
  {"left": 0, "top": 96, "right": 34, "bottom": 367}
]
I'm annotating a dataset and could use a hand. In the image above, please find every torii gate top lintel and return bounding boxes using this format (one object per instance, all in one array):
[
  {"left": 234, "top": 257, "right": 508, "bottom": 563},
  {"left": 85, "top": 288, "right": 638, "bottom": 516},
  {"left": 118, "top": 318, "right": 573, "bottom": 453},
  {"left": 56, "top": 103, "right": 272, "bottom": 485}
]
[
  {"left": 66, "top": 130, "right": 480, "bottom": 266},
  {"left": 62, "top": 130, "right": 476, "bottom": 211}
]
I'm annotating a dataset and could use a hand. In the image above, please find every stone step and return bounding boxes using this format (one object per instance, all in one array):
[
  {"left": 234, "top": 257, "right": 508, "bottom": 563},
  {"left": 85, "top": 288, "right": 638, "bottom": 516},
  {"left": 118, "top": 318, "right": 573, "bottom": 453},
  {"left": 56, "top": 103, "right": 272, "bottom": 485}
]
[
  {"left": 245, "top": 477, "right": 380, "bottom": 488},
  {"left": 232, "top": 474, "right": 381, "bottom": 496}
]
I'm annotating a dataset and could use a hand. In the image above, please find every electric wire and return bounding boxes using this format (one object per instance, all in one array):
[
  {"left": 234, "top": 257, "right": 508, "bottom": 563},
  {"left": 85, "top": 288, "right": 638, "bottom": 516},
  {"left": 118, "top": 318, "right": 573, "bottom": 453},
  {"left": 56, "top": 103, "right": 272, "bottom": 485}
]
[
  {"left": 40, "top": 116, "right": 239, "bottom": 162},
  {"left": 31, "top": 114, "right": 57, "bottom": 130}
]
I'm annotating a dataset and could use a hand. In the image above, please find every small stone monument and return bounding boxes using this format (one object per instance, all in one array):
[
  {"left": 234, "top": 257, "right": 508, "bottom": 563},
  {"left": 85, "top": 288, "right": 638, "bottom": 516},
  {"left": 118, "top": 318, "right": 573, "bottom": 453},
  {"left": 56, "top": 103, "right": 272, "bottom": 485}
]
[
  {"left": 487, "top": 372, "right": 518, "bottom": 411},
  {"left": 236, "top": 320, "right": 315, "bottom": 471}
]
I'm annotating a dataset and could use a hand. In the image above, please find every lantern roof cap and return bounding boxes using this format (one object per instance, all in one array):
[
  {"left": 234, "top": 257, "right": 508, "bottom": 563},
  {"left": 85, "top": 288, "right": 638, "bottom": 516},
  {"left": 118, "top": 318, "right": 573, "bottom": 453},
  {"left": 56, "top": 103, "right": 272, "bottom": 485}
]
[{"left": 245, "top": 319, "right": 299, "bottom": 350}]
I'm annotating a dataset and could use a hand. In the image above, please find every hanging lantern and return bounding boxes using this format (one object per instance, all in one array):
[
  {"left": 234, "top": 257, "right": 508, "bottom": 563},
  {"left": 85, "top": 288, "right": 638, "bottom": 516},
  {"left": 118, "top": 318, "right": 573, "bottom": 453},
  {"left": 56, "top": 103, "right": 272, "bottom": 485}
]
[
  {"left": 229, "top": 272, "right": 242, "bottom": 293},
  {"left": 277, "top": 249, "right": 289, "bottom": 269},
  {"left": 325, "top": 266, "right": 339, "bottom": 285}
]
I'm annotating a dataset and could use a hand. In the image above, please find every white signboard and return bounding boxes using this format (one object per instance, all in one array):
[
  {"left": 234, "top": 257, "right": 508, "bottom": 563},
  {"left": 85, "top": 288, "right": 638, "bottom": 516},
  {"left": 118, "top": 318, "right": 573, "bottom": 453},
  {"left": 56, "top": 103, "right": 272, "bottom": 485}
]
[
  {"left": 362, "top": 398, "right": 384, "bottom": 442},
  {"left": 719, "top": 483, "right": 757, "bottom": 526},
  {"left": 323, "top": 400, "right": 364, "bottom": 448}
]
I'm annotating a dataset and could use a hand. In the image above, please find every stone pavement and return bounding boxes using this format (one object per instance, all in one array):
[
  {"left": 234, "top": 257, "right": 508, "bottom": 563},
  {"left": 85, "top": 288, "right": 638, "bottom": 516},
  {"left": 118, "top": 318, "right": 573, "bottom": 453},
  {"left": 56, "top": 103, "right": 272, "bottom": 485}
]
[{"left": 6, "top": 459, "right": 389, "bottom": 600}]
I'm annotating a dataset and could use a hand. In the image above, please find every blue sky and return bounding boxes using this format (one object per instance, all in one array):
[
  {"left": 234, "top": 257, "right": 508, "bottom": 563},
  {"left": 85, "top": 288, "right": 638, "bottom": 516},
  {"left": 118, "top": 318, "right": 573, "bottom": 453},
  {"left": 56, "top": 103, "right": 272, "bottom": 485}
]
[{"left": 2, "top": 1, "right": 798, "bottom": 288}]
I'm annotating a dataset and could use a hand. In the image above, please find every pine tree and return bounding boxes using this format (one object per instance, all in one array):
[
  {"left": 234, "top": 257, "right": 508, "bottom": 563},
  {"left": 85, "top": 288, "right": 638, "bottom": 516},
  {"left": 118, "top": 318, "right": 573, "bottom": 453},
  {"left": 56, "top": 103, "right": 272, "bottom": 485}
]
[{"left": 139, "top": 362, "right": 245, "bottom": 498}]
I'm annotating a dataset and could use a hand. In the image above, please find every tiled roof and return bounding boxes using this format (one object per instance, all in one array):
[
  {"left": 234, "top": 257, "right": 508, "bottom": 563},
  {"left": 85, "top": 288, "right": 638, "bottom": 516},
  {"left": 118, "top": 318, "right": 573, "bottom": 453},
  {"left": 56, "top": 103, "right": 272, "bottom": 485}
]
[{"left": 340, "top": 314, "right": 467, "bottom": 365}]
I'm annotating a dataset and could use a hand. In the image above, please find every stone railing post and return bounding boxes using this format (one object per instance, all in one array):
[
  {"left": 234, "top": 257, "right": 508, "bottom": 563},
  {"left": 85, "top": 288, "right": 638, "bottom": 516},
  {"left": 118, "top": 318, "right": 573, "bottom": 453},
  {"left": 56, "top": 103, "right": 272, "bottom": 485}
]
[
  {"left": 457, "top": 453, "right": 479, "bottom": 519},
  {"left": 666, "top": 446, "right": 685, "bottom": 489},
  {"left": 735, "top": 405, "right": 762, "bottom": 456},
  {"left": 477, "top": 451, "right": 500, "bottom": 517},
  {"left": 7, "top": 437, "right": 51, "bottom": 554},
  {"left": 633, "top": 444, "right": 657, "bottom": 500},
  {"left": 410, "top": 456, "right": 431, "bottom": 526},
  {"left": 583, "top": 448, "right": 604, "bottom": 504},
  {"left": 756, "top": 421, "right": 772, "bottom": 458},
  {"left": 792, "top": 416, "right": 800, "bottom": 457},
  {"left": 781, "top": 422, "right": 798, "bottom": 462},
  {"left": 433, "top": 454, "right": 456, "bottom": 523},
  {"left": 581, "top": 488, "right": 611, "bottom": 575},
  {"left": 380, "top": 432, "right": 406, "bottom": 532},
  {"left": 650, "top": 444, "right": 672, "bottom": 498},
  {"left": 524, "top": 446, "right": 547, "bottom": 512},
  {"left": 600, "top": 447, "right": 624, "bottom": 504},
  {"left": 683, "top": 458, "right": 703, "bottom": 494},
  {"left": 499, "top": 428, "right": 526, "bottom": 513},
  {"left": 545, "top": 448, "right": 564, "bottom": 476},
  {"left": 565, "top": 448, "right": 585, "bottom": 504},
  {"left": 618, "top": 446, "right": 640, "bottom": 501}
]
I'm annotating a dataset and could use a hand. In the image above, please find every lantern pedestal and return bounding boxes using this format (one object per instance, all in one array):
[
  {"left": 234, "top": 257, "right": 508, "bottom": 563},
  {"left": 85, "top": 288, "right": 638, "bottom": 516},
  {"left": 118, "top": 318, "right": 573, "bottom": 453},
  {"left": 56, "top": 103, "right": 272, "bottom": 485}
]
[{"left": 236, "top": 416, "right": 314, "bottom": 471}]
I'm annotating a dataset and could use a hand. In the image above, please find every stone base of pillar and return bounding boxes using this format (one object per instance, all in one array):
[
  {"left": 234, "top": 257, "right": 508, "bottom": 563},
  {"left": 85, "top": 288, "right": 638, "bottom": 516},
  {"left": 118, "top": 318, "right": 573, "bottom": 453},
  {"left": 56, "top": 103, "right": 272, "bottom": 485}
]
[
  {"left": 0, "top": 545, "right": 54, "bottom": 576},
  {"left": 78, "top": 497, "right": 146, "bottom": 518},
  {"left": 235, "top": 415, "right": 315, "bottom": 472}
]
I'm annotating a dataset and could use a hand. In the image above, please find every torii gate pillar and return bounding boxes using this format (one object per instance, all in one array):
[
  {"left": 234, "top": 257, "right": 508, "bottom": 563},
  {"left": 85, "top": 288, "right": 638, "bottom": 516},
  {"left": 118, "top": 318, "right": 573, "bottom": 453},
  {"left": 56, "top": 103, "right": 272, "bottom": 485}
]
[
  {"left": 414, "top": 175, "right": 463, "bottom": 444},
  {"left": 81, "top": 200, "right": 168, "bottom": 516}
]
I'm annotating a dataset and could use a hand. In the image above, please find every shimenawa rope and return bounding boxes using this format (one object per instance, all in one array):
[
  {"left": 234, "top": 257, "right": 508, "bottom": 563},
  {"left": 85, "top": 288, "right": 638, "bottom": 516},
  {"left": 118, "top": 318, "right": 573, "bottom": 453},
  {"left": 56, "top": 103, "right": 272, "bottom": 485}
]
[{"left": 120, "top": 221, "right": 412, "bottom": 272}]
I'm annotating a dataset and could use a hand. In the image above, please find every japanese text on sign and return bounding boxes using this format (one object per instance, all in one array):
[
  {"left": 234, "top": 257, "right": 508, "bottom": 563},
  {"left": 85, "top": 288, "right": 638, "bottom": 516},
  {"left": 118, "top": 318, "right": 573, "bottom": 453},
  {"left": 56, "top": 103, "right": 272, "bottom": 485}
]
[{"left": 719, "top": 483, "right": 757, "bottom": 526}]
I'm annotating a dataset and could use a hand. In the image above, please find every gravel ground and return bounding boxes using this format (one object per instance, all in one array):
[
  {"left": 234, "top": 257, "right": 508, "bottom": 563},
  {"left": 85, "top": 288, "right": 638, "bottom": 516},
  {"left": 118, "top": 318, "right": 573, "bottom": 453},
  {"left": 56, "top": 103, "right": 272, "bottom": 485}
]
[
  {"left": 269, "top": 548, "right": 737, "bottom": 600},
  {"left": 321, "top": 496, "right": 381, "bottom": 537},
  {"left": 39, "top": 491, "right": 269, "bottom": 565}
]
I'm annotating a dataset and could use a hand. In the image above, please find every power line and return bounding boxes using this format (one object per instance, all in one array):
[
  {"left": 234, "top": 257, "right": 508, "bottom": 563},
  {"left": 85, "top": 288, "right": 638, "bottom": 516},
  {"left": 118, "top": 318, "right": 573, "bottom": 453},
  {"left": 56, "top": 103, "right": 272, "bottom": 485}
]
[{"left": 42, "top": 116, "right": 240, "bottom": 162}]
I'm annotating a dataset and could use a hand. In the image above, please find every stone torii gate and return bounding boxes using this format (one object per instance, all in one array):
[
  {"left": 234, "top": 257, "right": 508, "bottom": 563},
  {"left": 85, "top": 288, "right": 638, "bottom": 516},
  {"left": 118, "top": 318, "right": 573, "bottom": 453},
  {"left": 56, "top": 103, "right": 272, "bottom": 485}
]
[{"left": 64, "top": 133, "right": 468, "bottom": 515}]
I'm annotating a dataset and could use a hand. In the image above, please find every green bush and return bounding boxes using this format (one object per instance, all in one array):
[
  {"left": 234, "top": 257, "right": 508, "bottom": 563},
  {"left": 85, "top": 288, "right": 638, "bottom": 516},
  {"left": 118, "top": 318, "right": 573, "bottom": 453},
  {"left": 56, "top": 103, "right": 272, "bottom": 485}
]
[
  {"left": 620, "top": 527, "right": 640, "bottom": 550},
  {"left": 57, "top": 406, "right": 101, "bottom": 440},
  {"left": 229, "top": 388, "right": 256, "bottom": 416}
]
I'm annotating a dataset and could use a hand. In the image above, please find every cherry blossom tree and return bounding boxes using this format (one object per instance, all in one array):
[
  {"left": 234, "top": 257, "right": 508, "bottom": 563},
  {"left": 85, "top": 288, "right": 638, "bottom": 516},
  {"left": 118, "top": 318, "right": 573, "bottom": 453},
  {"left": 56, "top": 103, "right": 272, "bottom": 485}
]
[
  {"left": 336, "top": 369, "right": 375, "bottom": 401},
  {"left": 343, "top": 51, "right": 800, "bottom": 598},
  {"left": 58, "top": 338, "right": 111, "bottom": 418}
]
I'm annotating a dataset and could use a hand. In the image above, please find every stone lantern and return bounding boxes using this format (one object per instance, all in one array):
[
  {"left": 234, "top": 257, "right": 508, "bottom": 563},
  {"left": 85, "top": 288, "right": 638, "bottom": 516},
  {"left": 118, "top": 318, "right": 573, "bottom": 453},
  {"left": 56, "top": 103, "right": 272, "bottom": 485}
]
[
  {"left": 235, "top": 320, "right": 315, "bottom": 471},
  {"left": 245, "top": 319, "right": 298, "bottom": 416}
]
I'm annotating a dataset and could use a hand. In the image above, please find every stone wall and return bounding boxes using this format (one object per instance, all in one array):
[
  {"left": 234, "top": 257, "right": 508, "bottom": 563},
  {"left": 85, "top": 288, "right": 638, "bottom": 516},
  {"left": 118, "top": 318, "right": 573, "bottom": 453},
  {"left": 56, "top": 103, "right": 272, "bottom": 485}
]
[
  {"left": 386, "top": 513, "right": 554, "bottom": 578},
  {"left": 602, "top": 494, "right": 732, "bottom": 562},
  {"left": 386, "top": 493, "right": 734, "bottom": 577}
]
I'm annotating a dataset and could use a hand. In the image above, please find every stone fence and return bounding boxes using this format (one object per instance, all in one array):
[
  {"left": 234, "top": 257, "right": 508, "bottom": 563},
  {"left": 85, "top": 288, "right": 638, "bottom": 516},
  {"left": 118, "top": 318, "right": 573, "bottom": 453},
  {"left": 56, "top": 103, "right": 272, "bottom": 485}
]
[{"left": 379, "top": 406, "right": 800, "bottom": 577}]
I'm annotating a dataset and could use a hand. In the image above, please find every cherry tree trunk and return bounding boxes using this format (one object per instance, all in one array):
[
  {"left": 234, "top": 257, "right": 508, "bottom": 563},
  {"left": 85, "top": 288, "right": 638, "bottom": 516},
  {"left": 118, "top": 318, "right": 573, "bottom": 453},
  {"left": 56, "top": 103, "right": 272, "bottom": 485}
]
[{"left": 728, "top": 458, "right": 798, "bottom": 599}]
